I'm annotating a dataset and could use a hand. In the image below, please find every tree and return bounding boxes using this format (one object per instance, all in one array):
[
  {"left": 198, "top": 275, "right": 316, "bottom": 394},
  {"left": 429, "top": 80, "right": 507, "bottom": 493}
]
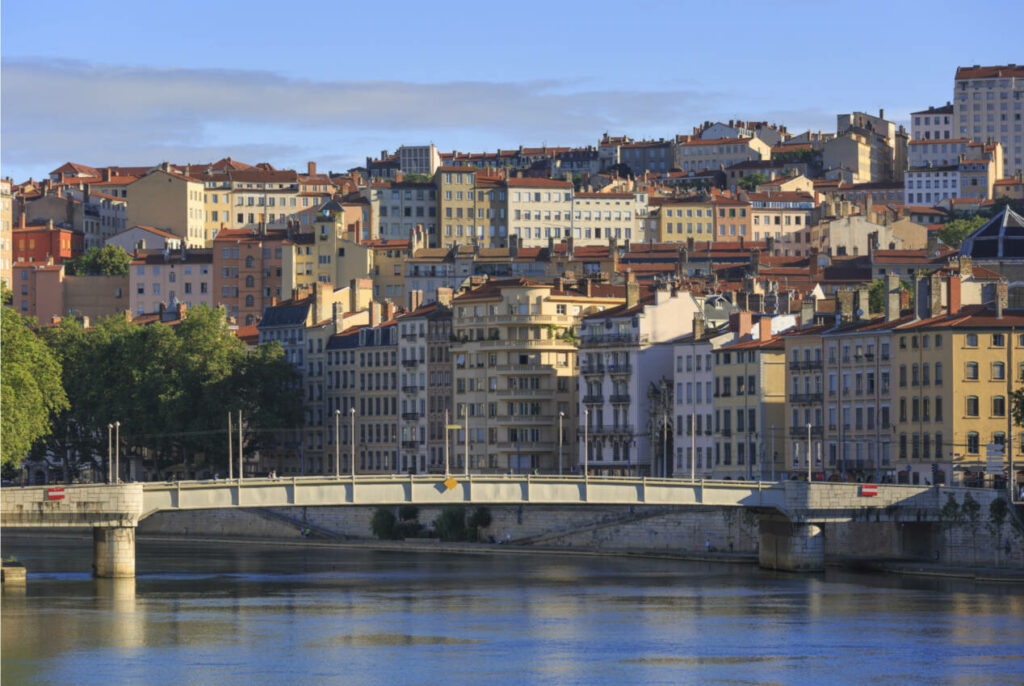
[
  {"left": 401, "top": 173, "right": 433, "bottom": 184},
  {"left": 737, "top": 173, "right": 767, "bottom": 191},
  {"left": 867, "top": 278, "right": 912, "bottom": 314},
  {"left": 434, "top": 506, "right": 468, "bottom": 541},
  {"left": 934, "top": 215, "right": 986, "bottom": 249},
  {"left": 1, "top": 302, "right": 68, "bottom": 468},
  {"left": 371, "top": 508, "right": 398, "bottom": 540},
  {"left": 64, "top": 245, "right": 131, "bottom": 276}
]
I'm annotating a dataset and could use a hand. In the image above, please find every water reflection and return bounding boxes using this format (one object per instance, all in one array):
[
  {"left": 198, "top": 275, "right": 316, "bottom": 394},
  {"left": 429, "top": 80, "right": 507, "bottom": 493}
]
[{"left": 2, "top": 533, "right": 1023, "bottom": 686}]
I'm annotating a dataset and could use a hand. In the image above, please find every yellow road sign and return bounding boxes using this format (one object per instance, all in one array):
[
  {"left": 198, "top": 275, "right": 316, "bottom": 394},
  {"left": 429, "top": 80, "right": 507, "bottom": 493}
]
[{"left": 443, "top": 477, "right": 458, "bottom": 491}]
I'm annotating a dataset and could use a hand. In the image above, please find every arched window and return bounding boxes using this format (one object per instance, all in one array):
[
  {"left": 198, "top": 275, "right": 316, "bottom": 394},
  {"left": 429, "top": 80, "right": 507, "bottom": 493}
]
[
  {"left": 245, "top": 295, "right": 254, "bottom": 308},
  {"left": 245, "top": 275, "right": 254, "bottom": 288},
  {"left": 245, "top": 314, "right": 254, "bottom": 325},
  {"left": 245, "top": 256, "right": 255, "bottom": 268}
]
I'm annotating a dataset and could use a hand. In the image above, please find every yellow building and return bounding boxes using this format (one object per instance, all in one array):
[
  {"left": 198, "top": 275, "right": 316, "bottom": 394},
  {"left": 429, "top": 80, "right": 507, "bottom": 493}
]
[
  {"left": 894, "top": 295, "right": 1023, "bottom": 488},
  {"left": 651, "top": 196, "right": 715, "bottom": 243},
  {"left": 126, "top": 165, "right": 206, "bottom": 248},
  {"left": 437, "top": 166, "right": 481, "bottom": 248},
  {"left": 451, "top": 278, "right": 624, "bottom": 473},
  {"left": 712, "top": 321, "right": 786, "bottom": 480},
  {"left": 1, "top": 178, "right": 12, "bottom": 289}
]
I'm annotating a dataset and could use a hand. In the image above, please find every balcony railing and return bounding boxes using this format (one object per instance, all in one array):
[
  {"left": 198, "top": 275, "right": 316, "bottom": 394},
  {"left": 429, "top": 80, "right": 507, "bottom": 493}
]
[
  {"left": 608, "top": 363, "right": 633, "bottom": 374},
  {"left": 402, "top": 412, "right": 421, "bottom": 421},
  {"left": 402, "top": 385, "right": 422, "bottom": 394},
  {"left": 719, "top": 428, "right": 732, "bottom": 437},
  {"left": 789, "top": 425, "right": 824, "bottom": 438},
  {"left": 580, "top": 333, "right": 646, "bottom": 346},
  {"left": 580, "top": 363, "right": 605, "bottom": 375},
  {"left": 788, "top": 392, "right": 823, "bottom": 403},
  {"left": 790, "top": 360, "right": 823, "bottom": 371},
  {"left": 401, "top": 359, "right": 420, "bottom": 368},
  {"left": 609, "top": 394, "right": 631, "bottom": 404},
  {"left": 401, "top": 440, "right": 422, "bottom": 449},
  {"left": 589, "top": 425, "right": 634, "bottom": 436},
  {"left": 401, "top": 333, "right": 418, "bottom": 341},
  {"left": 582, "top": 394, "right": 604, "bottom": 404}
]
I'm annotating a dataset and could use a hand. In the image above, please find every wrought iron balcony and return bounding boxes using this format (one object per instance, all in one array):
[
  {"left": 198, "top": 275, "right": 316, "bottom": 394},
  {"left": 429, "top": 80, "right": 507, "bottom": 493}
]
[
  {"left": 402, "top": 412, "right": 421, "bottom": 421},
  {"left": 789, "top": 425, "right": 824, "bottom": 438},
  {"left": 582, "top": 394, "right": 604, "bottom": 404},
  {"left": 788, "top": 392, "right": 823, "bottom": 403},
  {"left": 609, "top": 394, "right": 631, "bottom": 404},
  {"left": 401, "top": 359, "right": 420, "bottom": 368}
]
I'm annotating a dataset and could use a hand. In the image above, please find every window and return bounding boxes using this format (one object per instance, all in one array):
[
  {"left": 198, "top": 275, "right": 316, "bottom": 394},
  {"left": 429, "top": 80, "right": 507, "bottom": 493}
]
[
  {"left": 993, "top": 396, "right": 1006, "bottom": 417},
  {"left": 965, "top": 333, "right": 978, "bottom": 347},
  {"left": 967, "top": 432, "right": 980, "bottom": 453},
  {"left": 992, "top": 362, "right": 1005, "bottom": 380},
  {"left": 966, "top": 362, "right": 978, "bottom": 380},
  {"left": 966, "top": 396, "right": 979, "bottom": 416},
  {"left": 992, "top": 333, "right": 1005, "bottom": 347}
]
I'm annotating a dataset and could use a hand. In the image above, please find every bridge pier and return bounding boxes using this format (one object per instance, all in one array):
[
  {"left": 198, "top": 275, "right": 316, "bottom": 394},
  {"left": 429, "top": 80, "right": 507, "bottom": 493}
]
[
  {"left": 758, "top": 517, "right": 824, "bottom": 573},
  {"left": 93, "top": 526, "right": 136, "bottom": 578}
]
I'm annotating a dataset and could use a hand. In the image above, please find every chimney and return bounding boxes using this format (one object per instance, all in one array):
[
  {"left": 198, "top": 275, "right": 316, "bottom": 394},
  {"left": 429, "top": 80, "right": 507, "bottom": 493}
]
[
  {"left": 692, "top": 314, "right": 705, "bottom": 341},
  {"left": 626, "top": 272, "right": 639, "bottom": 309},
  {"left": 382, "top": 301, "right": 396, "bottom": 322},
  {"left": 837, "top": 289, "right": 855, "bottom": 323},
  {"left": 369, "top": 301, "right": 381, "bottom": 327},
  {"left": 914, "top": 275, "right": 930, "bottom": 320},
  {"left": 855, "top": 285, "right": 870, "bottom": 320},
  {"left": 885, "top": 272, "right": 901, "bottom": 321},
  {"left": 958, "top": 255, "right": 973, "bottom": 278},
  {"left": 947, "top": 275, "right": 961, "bottom": 316},
  {"left": 801, "top": 298, "right": 815, "bottom": 328},
  {"left": 729, "top": 310, "right": 753, "bottom": 338},
  {"left": 930, "top": 271, "right": 944, "bottom": 317},
  {"left": 409, "top": 289, "right": 423, "bottom": 312},
  {"left": 996, "top": 280, "right": 1008, "bottom": 319},
  {"left": 436, "top": 287, "right": 453, "bottom": 307},
  {"left": 103, "top": 168, "right": 111, "bottom": 182},
  {"left": 758, "top": 315, "right": 772, "bottom": 341},
  {"left": 307, "top": 161, "right": 317, "bottom": 176}
]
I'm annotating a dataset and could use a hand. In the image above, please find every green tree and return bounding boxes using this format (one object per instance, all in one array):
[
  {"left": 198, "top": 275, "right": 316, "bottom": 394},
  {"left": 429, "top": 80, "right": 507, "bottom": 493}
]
[
  {"left": 401, "top": 173, "right": 433, "bottom": 184},
  {"left": 64, "top": 245, "right": 131, "bottom": 276},
  {"left": 935, "top": 215, "right": 986, "bottom": 249},
  {"left": 371, "top": 508, "right": 398, "bottom": 540},
  {"left": 434, "top": 506, "right": 468, "bottom": 541},
  {"left": 867, "top": 278, "right": 913, "bottom": 314},
  {"left": 737, "top": 173, "right": 767, "bottom": 191},
  {"left": 1, "top": 302, "right": 68, "bottom": 468}
]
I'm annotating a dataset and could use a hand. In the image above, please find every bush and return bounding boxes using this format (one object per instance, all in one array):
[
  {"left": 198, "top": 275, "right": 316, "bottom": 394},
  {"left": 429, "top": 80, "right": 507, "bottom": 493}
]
[
  {"left": 371, "top": 507, "right": 398, "bottom": 540},
  {"left": 434, "top": 506, "right": 467, "bottom": 541},
  {"left": 398, "top": 505, "right": 419, "bottom": 522},
  {"left": 468, "top": 506, "right": 492, "bottom": 531}
]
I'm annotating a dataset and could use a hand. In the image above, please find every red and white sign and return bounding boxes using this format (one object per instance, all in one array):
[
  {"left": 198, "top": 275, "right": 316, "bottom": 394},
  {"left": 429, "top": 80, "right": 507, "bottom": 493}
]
[
  {"left": 860, "top": 484, "right": 878, "bottom": 497},
  {"left": 46, "top": 487, "right": 65, "bottom": 500}
]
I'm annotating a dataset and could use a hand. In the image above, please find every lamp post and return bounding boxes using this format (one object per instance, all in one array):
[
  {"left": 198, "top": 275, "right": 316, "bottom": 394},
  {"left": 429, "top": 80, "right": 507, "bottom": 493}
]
[
  {"left": 583, "top": 408, "right": 589, "bottom": 480},
  {"left": 463, "top": 408, "right": 469, "bottom": 478},
  {"left": 558, "top": 412, "right": 565, "bottom": 476},
  {"left": 335, "top": 409, "right": 341, "bottom": 478},
  {"left": 444, "top": 409, "right": 450, "bottom": 475},
  {"left": 107, "top": 424, "right": 113, "bottom": 484},
  {"left": 237, "top": 410, "right": 243, "bottom": 481},
  {"left": 770, "top": 425, "right": 776, "bottom": 481},
  {"left": 114, "top": 421, "right": 120, "bottom": 483},
  {"left": 690, "top": 413, "right": 696, "bottom": 482},
  {"left": 350, "top": 407, "right": 356, "bottom": 478},
  {"left": 227, "top": 412, "right": 233, "bottom": 480},
  {"left": 807, "top": 423, "right": 812, "bottom": 482}
]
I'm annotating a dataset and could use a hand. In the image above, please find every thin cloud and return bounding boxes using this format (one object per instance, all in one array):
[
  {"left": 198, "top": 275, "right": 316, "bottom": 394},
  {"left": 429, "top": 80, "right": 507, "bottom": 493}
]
[{"left": 1, "top": 59, "right": 716, "bottom": 178}]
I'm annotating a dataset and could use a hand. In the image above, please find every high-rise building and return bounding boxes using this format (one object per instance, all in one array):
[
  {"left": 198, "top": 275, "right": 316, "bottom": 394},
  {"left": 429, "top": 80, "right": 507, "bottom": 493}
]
[{"left": 953, "top": 64, "right": 1024, "bottom": 177}]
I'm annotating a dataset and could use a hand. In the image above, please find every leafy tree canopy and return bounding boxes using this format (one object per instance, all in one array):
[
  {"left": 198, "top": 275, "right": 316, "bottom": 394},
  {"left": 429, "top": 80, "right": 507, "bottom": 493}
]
[
  {"left": 64, "top": 245, "right": 131, "bottom": 276},
  {"left": 934, "top": 215, "right": 987, "bottom": 249},
  {"left": 1, "top": 299, "right": 68, "bottom": 467},
  {"left": 737, "top": 173, "right": 767, "bottom": 191}
]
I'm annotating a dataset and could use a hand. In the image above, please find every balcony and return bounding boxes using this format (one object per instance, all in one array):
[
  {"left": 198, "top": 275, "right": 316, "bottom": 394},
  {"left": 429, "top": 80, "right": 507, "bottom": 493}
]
[
  {"left": 580, "top": 333, "right": 646, "bottom": 347},
  {"left": 580, "top": 363, "right": 605, "bottom": 375},
  {"left": 582, "top": 394, "right": 604, "bottom": 405},
  {"left": 789, "top": 425, "right": 824, "bottom": 438},
  {"left": 401, "top": 359, "right": 420, "bottom": 368},
  {"left": 609, "top": 394, "right": 631, "bottom": 404},
  {"left": 496, "top": 388, "right": 548, "bottom": 398},
  {"left": 402, "top": 412, "right": 421, "bottom": 421},
  {"left": 719, "top": 428, "right": 732, "bottom": 437},
  {"left": 402, "top": 385, "right": 422, "bottom": 394},
  {"left": 401, "top": 333, "right": 418, "bottom": 341},
  {"left": 790, "top": 360, "right": 823, "bottom": 371},
  {"left": 607, "top": 364, "right": 633, "bottom": 375},
  {"left": 506, "top": 414, "right": 547, "bottom": 424},
  {"left": 401, "top": 440, "right": 422, "bottom": 449},
  {"left": 788, "top": 392, "right": 823, "bottom": 403},
  {"left": 589, "top": 425, "right": 634, "bottom": 436}
]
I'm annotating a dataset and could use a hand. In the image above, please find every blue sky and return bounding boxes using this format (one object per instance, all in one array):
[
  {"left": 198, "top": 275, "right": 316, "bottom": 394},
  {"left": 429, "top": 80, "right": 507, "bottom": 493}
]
[{"left": 2, "top": 0, "right": 1021, "bottom": 182}]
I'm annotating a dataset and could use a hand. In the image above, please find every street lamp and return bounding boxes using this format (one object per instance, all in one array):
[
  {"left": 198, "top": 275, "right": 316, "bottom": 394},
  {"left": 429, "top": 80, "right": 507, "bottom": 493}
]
[
  {"left": 583, "top": 408, "right": 589, "bottom": 480},
  {"left": 114, "top": 421, "right": 120, "bottom": 483},
  {"left": 107, "top": 424, "right": 113, "bottom": 484},
  {"left": 444, "top": 409, "right": 450, "bottom": 475},
  {"left": 558, "top": 412, "right": 565, "bottom": 476},
  {"left": 334, "top": 409, "right": 341, "bottom": 478},
  {"left": 350, "top": 407, "right": 356, "bottom": 478},
  {"left": 463, "top": 407, "right": 469, "bottom": 478},
  {"left": 690, "top": 413, "right": 696, "bottom": 482},
  {"left": 807, "top": 423, "right": 812, "bottom": 482}
]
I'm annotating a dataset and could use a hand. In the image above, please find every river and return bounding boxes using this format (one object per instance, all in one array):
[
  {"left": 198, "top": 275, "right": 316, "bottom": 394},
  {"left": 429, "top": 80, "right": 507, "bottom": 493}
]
[{"left": 2, "top": 534, "right": 1023, "bottom": 686}]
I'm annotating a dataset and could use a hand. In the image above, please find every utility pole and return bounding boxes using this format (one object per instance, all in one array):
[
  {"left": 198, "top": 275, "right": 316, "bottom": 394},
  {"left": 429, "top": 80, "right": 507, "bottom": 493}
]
[
  {"left": 227, "top": 412, "right": 233, "bottom": 480},
  {"left": 770, "top": 425, "right": 775, "bottom": 481},
  {"left": 464, "top": 408, "right": 469, "bottom": 478},
  {"left": 107, "top": 424, "right": 113, "bottom": 484},
  {"left": 583, "top": 408, "right": 589, "bottom": 479},
  {"left": 807, "top": 423, "right": 812, "bottom": 482},
  {"left": 444, "top": 409, "right": 450, "bottom": 475}
]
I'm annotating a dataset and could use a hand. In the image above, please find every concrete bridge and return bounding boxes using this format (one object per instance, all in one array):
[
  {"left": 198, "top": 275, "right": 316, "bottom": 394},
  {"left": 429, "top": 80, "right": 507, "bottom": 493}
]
[{"left": 0, "top": 475, "right": 996, "bottom": 577}]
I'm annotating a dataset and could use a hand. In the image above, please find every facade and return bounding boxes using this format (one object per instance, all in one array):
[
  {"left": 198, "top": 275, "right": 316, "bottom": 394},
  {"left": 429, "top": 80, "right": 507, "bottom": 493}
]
[
  {"left": 373, "top": 182, "right": 437, "bottom": 240},
  {"left": 672, "top": 319, "right": 727, "bottom": 479},
  {"left": 1, "top": 178, "right": 11, "bottom": 288},
  {"left": 212, "top": 229, "right": 287, "bottom": 325},
  {"left": 676, "top": 137, "right": 770, "bottom": 173},
  {"left": 125, "top": 167, "right": 206, "bottom": 247},
  {"left": 572, "top": 192, "right": 649, "bottom": 243},
  {"left": 13, "top": 221, "right": 83, "bottom": 265},
  {"left": 911, "top": 103, "right": 954, "bottom": 141},
  {"left": 106, "top": 225, "right": 183, "bottom": 253},
  {"left": 13, "top": 263, "right": 128, "bottom": 324},
  {"left": 654, "top": 196, "right": 716, "bottom": 242},
  {"left": 507, "top": 178, "right": 573, "bottom": 247},
  {"left": 451, "top": 278, "right": 624, "bottom": 473},
  {"left": 953, "top": 64, "right": 1024, "bottom": 176},
  {"left": 437, "top": 166, "right": 482, "bottom": 248},
  {"left": 129, "top": 248, "right": 213, "bottom": 316},
  {"left": 578, "top": 282, "right": 699, "bottom": 476},
  {"left": 619, "top": 139, "right": 675, "bottom": 173},
  {"left": 746, "top": 191, "right": 817, "bottom": 255},
  {"left": 397, "top": 144, "right": 441, "bottom": 176}
]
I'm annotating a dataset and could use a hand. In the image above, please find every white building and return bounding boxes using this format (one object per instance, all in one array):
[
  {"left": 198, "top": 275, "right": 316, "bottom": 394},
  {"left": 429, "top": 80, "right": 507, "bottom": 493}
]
[
  {"left": 953, "top": 64, "right": 1024, "bottom": 176},
  {"left": 578, "top": 282, "right": 699, "bottom": 476},
  {"left": 910, "top": 103, "right": 954, "bottom": 141},
  {"left": 904, "top": 165, "right": 961, "bottom": 205},
  {"left": 908, "top": 139, "right": 971, "bottom": 167}
]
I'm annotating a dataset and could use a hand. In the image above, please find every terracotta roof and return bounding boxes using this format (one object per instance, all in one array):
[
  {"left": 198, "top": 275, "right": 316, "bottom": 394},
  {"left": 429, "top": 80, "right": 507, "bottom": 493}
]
[
  {"left": 507, "top": 177, "right": 572, "bottom": 188},
  {"left": 955, "top": 65, "right": 1024, "bottom": 80},
  {"left": 678, "top": 137, "right": 757, "bottom": 147}
]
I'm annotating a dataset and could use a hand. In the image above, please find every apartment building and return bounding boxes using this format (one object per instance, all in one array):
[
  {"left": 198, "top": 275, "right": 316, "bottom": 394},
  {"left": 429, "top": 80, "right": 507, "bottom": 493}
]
[
  {"left": 451, "top": 278, "right": 624, "bottom": 473},
  {"left": 711, "top": 196, "right": 752, "bottom": 239},
  {"left": 953, "top": 64, "right": 1024, "bottom": 176},
  {"left": 129, "top": 248, "right": 213, "bottom": 316},
  {"left": 619, "top": 139, "right": 675, "bottom": 173},
  {"left": 374, "top": 181, "right": 437, "bottom": 240},
  {"left": 746, "top": 191, "right": 817, "bottom": 255},
  {"left": 437, "top": 166, "right": 482, "bottom": 248},
  {"left": 126, "top": 166, "right": 206, "bottom": 247},
  {"left": 676, "top": 137, "right": 770, "bottom": 173},
  {"left": 13, "top": 221, "right": 83, "bottom": 265},
  {"left": 652, "top": 196, "right": 716, "bottom": 242},
  {"left": 578, "top": 280, "right": 699, "bottom": 476},
  {"left": 397, "top": 144, "right": 442, "bottom": 176},
  {"left": 911, "top": 103, "right": 954, "bottom": 141},
  {"left": 712, "top": 322, "right": 786, "bottom": 480},
  {"left": 212, "top": 229, "right": 287, "bottom": 325},
  {"left": 507, "top": 177, "right": 573, "bottom": 247},
  {"left": 672, "top": 317, "right": 728, "bottom": 478},
  {"left": 396, "top": 298, "right": 452, "bottom": 474},
  {"left": 571, "top": 191, "right": 648, "bottom": 243},
  {"left": 1, "top": 178, "right": 12, "bottom": 288}
]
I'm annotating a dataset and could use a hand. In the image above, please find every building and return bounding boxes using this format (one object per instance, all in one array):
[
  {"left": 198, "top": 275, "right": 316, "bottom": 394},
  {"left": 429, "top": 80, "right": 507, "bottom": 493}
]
[
  {"left": 13, "top": 262, "right": 128, "bottom": 323},
  {"left": 507, "top": 177, "right": 573, "bottom": 247},
  {"left": 619, "top": 139, "right": 676, "bottom": 173},
  {"left": 953, "top": 64, "right": 1024, "bottom": 177},
  {"left": 13, "top": 220, "right": 83, "bottom": 265},
  {"left": 106, "top": 225, "right": 183, "bottom": 253},
  {"left": 129, "top": 248, "right": 213, "bottom": 316},
  {"left": 578, "top": 280, "right": 700, "bottom": 476},
  {"left": 451, "top": 278, "right": 624, "bottom": 473},
  {"left": 397, "top": 144, "right": 442, "bottom": 176},
  {"left": 372, "top": 181, "right": 437, "bottom": 240},
  {"left": 396, "top": 297, "right": 453, "bottom": 474},
  {"left": 125, "top": 165, "right": 206, "bottom": 247},
  {"left": 1, "top": 178, "right": 12, "bottom": 288},
  {"left": 676, "top": 137, "right": 770, "bottom": 173},
  {"left": 212, "top": 229, "right": 288, "bottom": 325},
  {"left": 911, "top": 103, "right": 954, "bottom": 141},
  {"left": 572, "top": 191, "right": 649, "bottom": 243},
  {"left": 744, "top": 191, "right": 818, "bottom": 255},
  {"left": 672, "top": 317, "right": 729, "bottom": 479},
  {"left": 652, "top": 195, "right": 716, "bottom": 242}
]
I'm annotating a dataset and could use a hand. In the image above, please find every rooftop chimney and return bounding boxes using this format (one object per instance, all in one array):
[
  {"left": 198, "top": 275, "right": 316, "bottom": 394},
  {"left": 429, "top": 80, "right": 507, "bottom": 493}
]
[
  {"left": 436, "top": 287, "right": 453, "bottom": 307},
  {"left": 308, "top": 161, "right": 317, "bottom": 176},
  {"left": 729, "top": 310, "right": 753, "bottom": 338},
  {"left": 692, "top": 314, "right": 705, "bottom": 341},
  {"left": 996, "top": 280, "right": 1008, "bottom": 319},
  {"left": 800, "top": 298, "right": 815, "bottom": 328},
  {"left": 837, "top": 289, "right": 855, "bottom": 323},
  {"left": 885, "top": 272, "right": 901, "bottom": 321},
  {"left": 947, "top": 275, "right": 961, "bottom": 316},
  {"left": 757, "top": 315, "right": 772, "bottom": 341},
  {"left": 626, "top": 272, "right": 639, "bottom": 309}
]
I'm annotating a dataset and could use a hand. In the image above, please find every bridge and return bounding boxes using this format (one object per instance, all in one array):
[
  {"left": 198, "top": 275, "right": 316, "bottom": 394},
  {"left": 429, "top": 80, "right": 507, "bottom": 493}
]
[{"left": 0, "top": 475, "right": 999, "bottom": 577}]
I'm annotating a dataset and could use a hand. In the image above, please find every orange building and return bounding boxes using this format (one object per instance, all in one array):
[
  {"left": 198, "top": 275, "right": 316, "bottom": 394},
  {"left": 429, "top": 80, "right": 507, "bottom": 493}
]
[{"left": 13, "top": 220, "right": 83, "bottom": 265}]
